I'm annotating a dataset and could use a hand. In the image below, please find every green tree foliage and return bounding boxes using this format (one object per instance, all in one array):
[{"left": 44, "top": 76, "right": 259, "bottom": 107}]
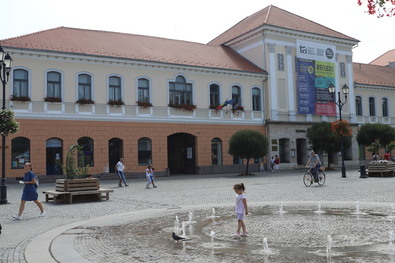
[
  {"left": 357, "top": 123, "right": 395, "bottom": 152},
  {"left": 63, "top": 144, "right": 89, "bottom": 179},
  {"left": 306, "top": 122, "right": 352, "bottom": 168},
  {"left": 228, "top": 130, "right": 268, "bottom": 175}
]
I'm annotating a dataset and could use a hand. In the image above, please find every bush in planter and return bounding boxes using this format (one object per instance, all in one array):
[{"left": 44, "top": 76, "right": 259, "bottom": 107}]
[
  {"left": 108, "top": 100, "right": 125, "bottom": 106},
  {"left": 0, "top": 109, "right": 19, "bottom": 136},
  {"left": 62, "top": 144, "right": 89, "bottom": 180},
  {"left": 10, "top": 95, "right": 31, "bottom": 102},
  {"left": 76, "top": 98, "right": 95, "bottom": 105},
  {"left": 44, "top": 96, "right": 62, "bottom": 103},
  {"left": 136, "top": 101, "right": 153, "bottom": 108}
]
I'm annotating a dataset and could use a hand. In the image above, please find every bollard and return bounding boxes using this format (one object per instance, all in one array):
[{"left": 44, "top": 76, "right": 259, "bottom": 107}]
[{"left": 359, "top": 165, "right": 368, "bottom": 178}]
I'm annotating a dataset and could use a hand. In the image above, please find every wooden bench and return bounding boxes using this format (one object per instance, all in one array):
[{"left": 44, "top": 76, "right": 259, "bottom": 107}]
[
  {"left": 43, "top": 178, "right": 113, "bottom": 203},
  {"left": 367, "top": 162, "right": 395, "bottom": 177}
]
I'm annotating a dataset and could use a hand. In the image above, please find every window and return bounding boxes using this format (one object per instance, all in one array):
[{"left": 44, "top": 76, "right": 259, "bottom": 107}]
[
  {"left": 47, "top": 71, "right": 61, "bottom": 99},
  {"left": 11, "top": 137, "right": 30, "bottom": 169},
  {"left": 369, "top": 97, "right": 376, "bottom": 116},
  {"left": 138, "top": 138, "right": 152, "bottom": 165},
  {"left": 109, "top": 76, "right": 122, "bottom": 102},
  {"left": 211, "top": 138, "right": 222, "bottom": 165},
  {"left": 78, "top": 74, "right": 92, "bottom": 100},
  {"left": 252, "top": 87, "right": 261, "bottom": 111},
  {"left": 169, "top": 76, "right": 193, "bottom": 105},
  {"left": 277, "top": 54, "right": 284, "bottom": 71},
  {"left": 209, "top": 84, "right": 220, "bottom": 107},
  {"left": 356, "top": 96, "right": 362, "bottom": 116},
  {"left": 232, "top": 85, "right": 241, "bottom": 108},
  {"left": 13, "top": 69, "right": 29, "bottom": 98},
  {"left": 138, "top": 78, "right": 150, "bottom": 103},
  {"left": 340, "top": 62, "right": 346, "bottom": 78},
  {"left": 77, "top": 137, "right": 94, "bottom": 166},
  {"left": 382, "top": 98, "right": 388, "bottom": 117}
]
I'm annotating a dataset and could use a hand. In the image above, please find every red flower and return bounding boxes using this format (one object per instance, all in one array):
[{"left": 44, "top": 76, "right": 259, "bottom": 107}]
[{"left": 331, "top": 120, "right": 352, "bottom": 137}]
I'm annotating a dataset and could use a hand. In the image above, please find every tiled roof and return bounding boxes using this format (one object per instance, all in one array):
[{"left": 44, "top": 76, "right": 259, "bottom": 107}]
[
  {"left": 0, "top": 27, "right": 265, "bottom": 74},
  {"left": 369, "top": 49, "right": 395, "bottom": 66},
  {"left": 353, "top": 63, "right": 395, "bottom": 87},
  {"left": 209, "top": 5, "right": 359, "bottom": 45}
]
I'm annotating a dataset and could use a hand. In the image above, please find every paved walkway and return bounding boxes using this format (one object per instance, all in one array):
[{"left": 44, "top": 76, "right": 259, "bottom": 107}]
[{"left": 0, "top": 168, "right": 394, "bottom": 262}]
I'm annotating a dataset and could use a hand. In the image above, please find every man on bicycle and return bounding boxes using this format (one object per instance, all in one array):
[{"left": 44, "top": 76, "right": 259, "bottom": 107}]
[{"left": 306, "top": 150, "right": 321, "bottom": 183}]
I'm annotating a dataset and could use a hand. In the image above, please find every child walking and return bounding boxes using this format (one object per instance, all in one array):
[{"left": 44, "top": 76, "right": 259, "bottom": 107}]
[
  {"left": 145, "top": 164, "right": 157, "bottom": 189},
  {"left": 233, "top": 183, "right": 248, "bottom": 238}
]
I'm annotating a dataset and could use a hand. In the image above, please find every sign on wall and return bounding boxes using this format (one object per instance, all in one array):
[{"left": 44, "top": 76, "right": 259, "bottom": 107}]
[{"left": 296, "top": 40, "right": 336, "bottom": 116}]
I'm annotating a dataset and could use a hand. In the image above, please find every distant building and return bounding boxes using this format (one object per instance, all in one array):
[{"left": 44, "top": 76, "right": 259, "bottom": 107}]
[{"left": 1, "top": 5, "right": 394, "bottom": 178}]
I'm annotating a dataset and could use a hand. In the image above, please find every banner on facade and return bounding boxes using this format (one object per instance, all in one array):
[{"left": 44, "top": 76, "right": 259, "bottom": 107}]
[{"left": 296, "top": 40, "right": 336, "bottom": 116}]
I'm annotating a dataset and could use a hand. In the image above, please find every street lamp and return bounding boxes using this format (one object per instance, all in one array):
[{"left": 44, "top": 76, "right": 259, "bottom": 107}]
[
  {"left": 0, "top": 46, "right": 13, "bottom": 204},
  {"left": 328, "top": 83, "right": 349, "bottom": 178}
]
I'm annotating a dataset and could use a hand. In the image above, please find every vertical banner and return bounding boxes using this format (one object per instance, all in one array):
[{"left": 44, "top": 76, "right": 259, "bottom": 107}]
[{"left": 296, "top": 40, "right": 337, "bottom": 116}]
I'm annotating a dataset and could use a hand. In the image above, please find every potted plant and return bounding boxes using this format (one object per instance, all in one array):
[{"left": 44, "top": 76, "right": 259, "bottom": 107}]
[
  {"left": 76, "top": 98, "right": 95, "bottom": 105},
  {"left": 108, "top": 100, "right": 125, "bottom": 106},
  {"left": 168, "top": 103, "right": 197, "bottom": 112},
  {"left": 136, "top": 101, "right": 153, "bottom": 108},
  {"left": 62, "top": 144, "right": 89, "bottom": 180},
  {"left": 10, "top": 95, "right": 31, "bottom": 102},
  {"left": 44, "top": 96, "right": 62, "bottom": 103}
]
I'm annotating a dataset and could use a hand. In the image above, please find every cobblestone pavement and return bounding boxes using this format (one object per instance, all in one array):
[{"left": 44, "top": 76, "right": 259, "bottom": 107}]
[{"left": 0, "top": 168, "right": 394, "bottom": 262}]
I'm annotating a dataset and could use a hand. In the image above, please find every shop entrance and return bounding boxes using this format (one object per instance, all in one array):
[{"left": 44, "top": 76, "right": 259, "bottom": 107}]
[
  {"left": 167, "top": 133, "right": 196, "bottom": 175},
  {"left": 46, "top": 138, "right": 63, "bottom": 175}
]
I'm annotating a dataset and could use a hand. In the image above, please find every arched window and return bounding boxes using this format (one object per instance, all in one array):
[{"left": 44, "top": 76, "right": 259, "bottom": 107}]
[
  {"left": 13, "top": 69, "right": 29, "bottom": 98},
  {"left": 77, "top": 137, "right": 94, "bottom": 166},
  {"left": 369, "top": 97, "right": 376, "bottom": 116},
  {"left": 252, "top": 87, "right": 261, "bottom": 111},
  {"left": 382, "top": 98, "right": 389, "bottom": 117},
  {"left": 47, "top": 71, "right": 62, "bottom": 99},
  {"left": 138, "top": 138, "right": 152, "bottom": 165},
  {"left": 11, "top": 137, "right": 30, "bottom": 169},
  {"left": 78, "top": 74, "right": 92, "bottom": 100},
  {"left": 211, "top": 138, "right": 222, "bottom": 165},
  {"left": 109, "top": 76, "right": 122, "bottom": 102},
  {"left": 169, "top": 75, "right": 193, "bottom": 105},
  {"left": 138, "top": 78, "right": 150, "bottom": 103},
  {"left": 209, "top": 84, "right": 220, "bottom": 107},
  {"left": 232, "top": 85, "right": 241, "bottom": 108},
  {"left": 355, "top": 96, "right": 362, "bottom": 116}
]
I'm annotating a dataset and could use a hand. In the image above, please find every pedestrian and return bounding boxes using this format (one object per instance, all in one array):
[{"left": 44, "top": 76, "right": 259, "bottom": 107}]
[
  {"left": 259, "top": 160, "right": 265, "bottom": 173},
  {"left": 115, "top": 157, "right": 128, "bottom": 187},
  {"left": 274, "top": 155, "right": 280, "bottom": 172},
  {"left": 233, "top": 183, "right": 248, "bottom": 238},
  {"left": 145, "top": 164, "right": 157, "bottom": 189},
  {"left": 12, "top": 163, "right": 45, "bottom": 220},
  {"left": 270, "top": 156, "right": 275, "bottom": 172}
]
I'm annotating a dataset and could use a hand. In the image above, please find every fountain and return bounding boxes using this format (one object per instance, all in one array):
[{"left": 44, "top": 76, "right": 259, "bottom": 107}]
[
  {"left": 209, "top": 230, "right": 216, "bottom": 246},
  {"left": 187, "top": 211, "right": 196, "bottom": 224},
  {"left": 352, "top": 201, "right": 366, "bottom": 215},
  {"left": 180, "top": 221, "right": 186, "bottom": 237},
  {"left": 278, "top": 202, "right": 286, "bottom": 214},
  {"left": 262, "top": 237, "right": 273, "bottom": 254},
  {"left": 326, "top": 235, "right": 332, "bottom": 256},
  {"left": 389, "top": 204, "right": 395, "bottom": 219},
  {"left": 389, "top": 230, "right": 395, "bottom": 252},
  {"left": 314, "top": 201, "right": 325, "bottom": 214},
  {"left": 174, "top": 215, "right": 181, "bottom": 233}
]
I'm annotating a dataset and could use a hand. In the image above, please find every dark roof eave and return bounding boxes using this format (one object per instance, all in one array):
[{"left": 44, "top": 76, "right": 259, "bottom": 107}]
[{"left": 5, "top": 46, "right": 267, "bottom": 76}]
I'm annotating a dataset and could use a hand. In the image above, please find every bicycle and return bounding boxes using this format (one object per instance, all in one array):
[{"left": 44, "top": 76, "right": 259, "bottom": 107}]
[{"left": 303, "top": 168, "right": 326, "bottom": 187}]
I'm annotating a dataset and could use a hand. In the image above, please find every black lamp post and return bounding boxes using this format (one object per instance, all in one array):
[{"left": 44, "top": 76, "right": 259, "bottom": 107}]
[
  {"left": 328, "top": 83, "right": 349, "bottom": 178},
  {"left": 0, "top": 46, "right": 13, "bottom": 204}
]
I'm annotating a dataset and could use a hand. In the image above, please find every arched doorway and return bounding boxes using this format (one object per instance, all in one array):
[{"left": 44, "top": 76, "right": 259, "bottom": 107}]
[
  {"left": 109, "top": 138, "right": 123, "bottom": 173},
  {"left": 167, "top": 133, "right": 196, "bottom": 174},
  {"left": 46, "top": 138, "right": 63, "bottom": 175}
]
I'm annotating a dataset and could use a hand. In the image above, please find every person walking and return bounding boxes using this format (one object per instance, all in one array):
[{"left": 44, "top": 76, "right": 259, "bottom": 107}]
[
  {"left": 233, "top": 183, "right": 248, "bottom": 238},
  {"left": 274, "top": 155, "right": 280, "bottom": 172},
  {"left": 115, "top": 157, "right": 128, "bottom": 187},
  {"left": 145, "top": 164, "right": 157, "bottom": 189},
  {"left": 259, "top": 160, "right": 265, "bottom": 173},
  {"left": 270, "top": 156, "right": 275, "bottom": 172},
  {"left": 12, "top": 163, "right": 45, "bottom": 220}
]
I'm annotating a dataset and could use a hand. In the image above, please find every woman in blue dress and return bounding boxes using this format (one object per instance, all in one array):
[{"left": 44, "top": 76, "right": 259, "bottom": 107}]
[{"left": 12, "top": 163, "right": 45, "bottom": 220}]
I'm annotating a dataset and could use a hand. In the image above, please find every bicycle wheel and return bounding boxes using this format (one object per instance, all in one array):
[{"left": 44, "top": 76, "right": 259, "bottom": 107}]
[
  {"left": 303, "top": 172, "right": 313, "bottom": 187},
  {"left": 317, "top": 171, "right": 326, "bottom": 186}
]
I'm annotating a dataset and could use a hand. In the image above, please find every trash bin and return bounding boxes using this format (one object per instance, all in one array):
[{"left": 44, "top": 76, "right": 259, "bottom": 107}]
[{"left": 359, "top": 165, "right": 368, "bottom": 178}]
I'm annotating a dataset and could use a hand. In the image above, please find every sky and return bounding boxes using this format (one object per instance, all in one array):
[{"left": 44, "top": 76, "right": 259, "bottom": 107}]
[{"left": 1, "top": 0, "right": 394, "bottom": 64}]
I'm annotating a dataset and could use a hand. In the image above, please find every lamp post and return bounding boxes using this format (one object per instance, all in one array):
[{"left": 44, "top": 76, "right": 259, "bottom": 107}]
[
  {"left": 328, "top": 83, "right": 349, "bottom": 178},
  {"left": 0, "top": 46, "right": 13, "bottom": 204}
]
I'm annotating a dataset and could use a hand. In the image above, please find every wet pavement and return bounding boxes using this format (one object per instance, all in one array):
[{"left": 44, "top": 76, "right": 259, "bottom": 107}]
[{"left": 0, "top": 168, "right": 394, "bottom": 262}]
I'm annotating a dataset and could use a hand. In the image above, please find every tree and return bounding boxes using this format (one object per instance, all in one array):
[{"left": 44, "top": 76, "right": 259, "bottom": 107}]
[
  {"left": 63, "top": 144, "right": 89, "bottom": 179},
  {"left": 357, "top": 123, "right": 395, "bottom": 154},
  {"left": 0, "top": 109, "right": 19, "bottom": 136},
  {"left": 228, "top": 130, "right": 268, "bottom": 175},
  {"left": 306, "top": 121, "right": 352, "bottom": 169},
  {"left": 358, "top": 0, "right": 395, "bottom": 17}
]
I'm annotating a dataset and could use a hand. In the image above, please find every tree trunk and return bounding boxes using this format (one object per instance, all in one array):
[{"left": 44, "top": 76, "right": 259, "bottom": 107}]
[{"left": 245, "top": 159, "right": 250, "bottom": 175}]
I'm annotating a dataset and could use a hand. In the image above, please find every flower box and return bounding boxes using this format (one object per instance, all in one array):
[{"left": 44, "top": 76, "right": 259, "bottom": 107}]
[
  {"left": 136, "top": 101, "right": 153, "bottom": 108},
  {"left": 76, "top": 98, "right": 95, "bottom": 105},
  {"left": 168, "top": 103, "right": 196, "bottom": 111},
  {"left": 44, "top": 97, "right": 62, "bottom": 103},
  {"left": 10, "top": 96, "right": 31, "bottom": 102},
  {"left": 108, "top": 100, "right": 124, "bottom": 106}
]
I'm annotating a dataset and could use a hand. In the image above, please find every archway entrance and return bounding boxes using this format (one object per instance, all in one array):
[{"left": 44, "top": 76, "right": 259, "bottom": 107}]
[
  {"left": 296, "top": 138, "right": 307, "bottom": 165},
  {"left": 109, "top": 138, "right": 123, "bottom": 173},
  {"left": 167, "top": 133, "right": 196, "bottom": 175},
  {"left": 46, "top": 138, "right": 63, "bottom": 175}
]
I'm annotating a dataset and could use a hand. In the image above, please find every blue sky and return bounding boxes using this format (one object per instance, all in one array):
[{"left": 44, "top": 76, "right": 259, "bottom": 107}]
[{"left": 1, "top": 0, "right": 394, "bottom": 63}]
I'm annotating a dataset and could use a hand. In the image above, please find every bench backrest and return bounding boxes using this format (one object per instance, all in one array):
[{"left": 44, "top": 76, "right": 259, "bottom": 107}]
[{"left": 56, "top": 178, "right": 100, "bottom": 192}]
